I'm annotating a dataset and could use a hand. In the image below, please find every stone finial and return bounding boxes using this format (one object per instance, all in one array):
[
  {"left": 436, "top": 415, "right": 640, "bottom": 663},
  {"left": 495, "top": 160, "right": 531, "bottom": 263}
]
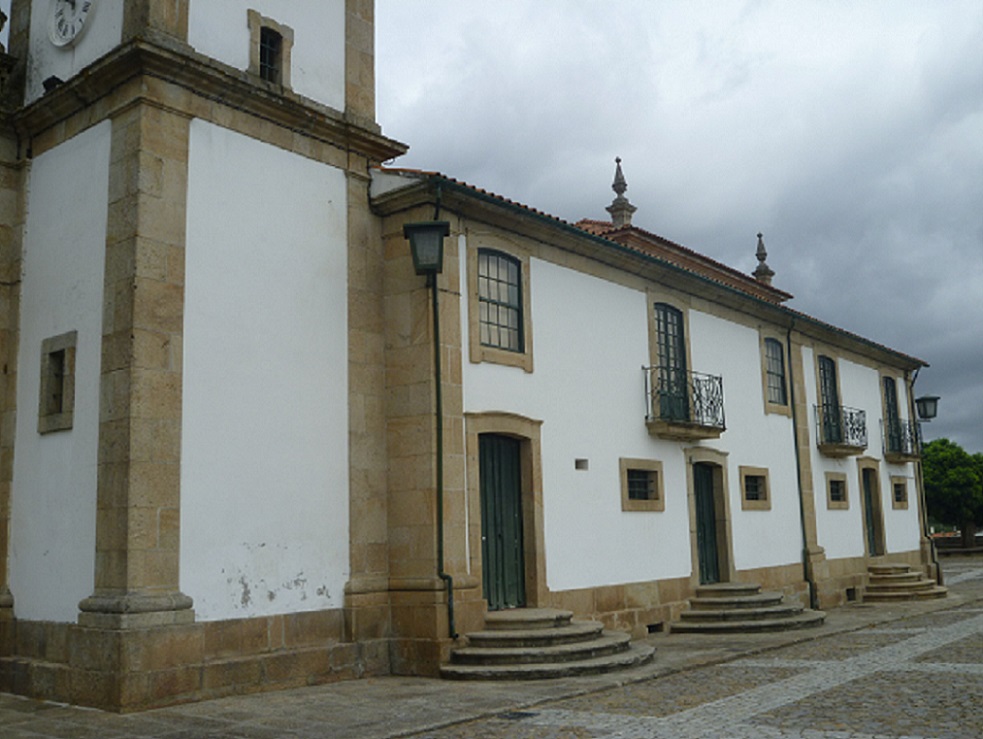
[
  {"left": 605, "top": 157, "right": 637, "bottom": 229},
  {"left": 753, "top": 232, "right": 775, "bottom": 285}
]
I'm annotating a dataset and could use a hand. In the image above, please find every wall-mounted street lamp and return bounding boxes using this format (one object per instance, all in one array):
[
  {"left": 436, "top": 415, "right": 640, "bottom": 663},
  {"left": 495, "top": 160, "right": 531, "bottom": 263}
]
[
  {"left": 404, "top": 221, "right": 450, "bottom": 278},
  {"left": 915, "top": 395, "right": 940, "bottom": 422},
  {"left": 403, "top": 219, "right": 456, "bottom": 639}
]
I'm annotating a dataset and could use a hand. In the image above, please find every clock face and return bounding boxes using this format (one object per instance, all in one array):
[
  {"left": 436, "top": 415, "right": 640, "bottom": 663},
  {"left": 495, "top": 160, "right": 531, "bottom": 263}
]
[{"left": 49, "top": 0, "right": 95, "bottom": 47}]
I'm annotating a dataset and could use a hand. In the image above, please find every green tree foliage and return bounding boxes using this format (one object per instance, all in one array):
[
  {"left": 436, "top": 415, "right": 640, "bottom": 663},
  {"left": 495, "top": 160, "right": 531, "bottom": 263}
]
[{"left": 922, "top": 438, "right": 983, "bottom": 547}]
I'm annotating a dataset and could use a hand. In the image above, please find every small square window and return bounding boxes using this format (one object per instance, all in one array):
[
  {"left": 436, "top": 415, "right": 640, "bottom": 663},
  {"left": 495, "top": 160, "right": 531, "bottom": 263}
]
[
  {"left": 891, "top": 477, "right": 909, "bottom": 509},
  {"left": 826, "top": 472, "right": 849, "bottom": 509},
  {"left": 739, "top": 466, "right": 770, "bottom": 510},
  {"left": 38, "top": 330, "right": 77, "bottom": 434},
  {"left": 627, "top": 469, "right": 657, "bottom": 501},
  {"left": 620, "top": 458, "right": 664, "bottom": 512}
]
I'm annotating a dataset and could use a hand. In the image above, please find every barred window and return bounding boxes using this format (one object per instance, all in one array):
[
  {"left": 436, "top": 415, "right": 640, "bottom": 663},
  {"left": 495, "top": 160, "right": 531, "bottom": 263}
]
[
  {"left": 478, "top": 249, "right": 523, "bottom": 352},
  {"left": 627, "top": 469, "right": 658, "bottom": 501},
  {"left": 744, "top": 475, "right": 766, "bottom": 502},
  {"left": 829, "top": 479, "right": 846, "bottom": 502},
  {"left": 259, "top": 26, "right": 283, "bottom": 83},
  {"left": 764, "top": 338, "right": 787, "bottom": 405}
]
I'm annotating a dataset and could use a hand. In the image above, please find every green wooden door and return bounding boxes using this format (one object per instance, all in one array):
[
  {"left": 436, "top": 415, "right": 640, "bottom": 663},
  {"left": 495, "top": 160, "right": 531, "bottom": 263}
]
[
  {"left": 479, "top": 434, "right": 525, "bottom": 610},
  {"left": 694, "top": 463, "right": 720, "bottom": 584},
  {"left": 862, "top": 468, "right": 882, "bottom": 556}
]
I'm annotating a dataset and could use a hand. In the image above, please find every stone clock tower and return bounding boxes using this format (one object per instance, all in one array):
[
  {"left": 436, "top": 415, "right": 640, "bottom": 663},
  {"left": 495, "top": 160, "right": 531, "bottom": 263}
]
[{"left": 0, "top": 0, "right": 406, "bottom": 710}]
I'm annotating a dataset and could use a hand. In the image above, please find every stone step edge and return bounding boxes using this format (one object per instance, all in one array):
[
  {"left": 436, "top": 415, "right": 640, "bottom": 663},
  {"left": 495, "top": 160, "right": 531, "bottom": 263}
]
[
  {"left": 687, "top": 592, "right": 786, "bottom": 609},
  {"left": 465, "top": 621, "right": 604, "bottom": 647},
  {"left": 670, "top": 611, "right": 826, "bottom": 634},
  {"left": 867, "top": 563, "right": 911, "bottom": 575},
  {"left": 863, "top": 587, "right": 948, "bottom": 601},
  {"left": 694, "top": 583, "right": 763, "bottom": 598},
  {"left": 868, "top": 572, "right": 928, "bottom": 582},
  {"left": 680, "top": 604, "right": 805, "bottom": 622},
  {"left": 865, "top": 580, "right": 938, "bottom": 592},
  {"left": 441, "top": 644, "right": 655, "bottom": 681},
  {"left": 484, "top": 609, "right": 574, "bottom": 630},
  {"left": 451, "top": 633, "right": 631, "bottom": 666}
]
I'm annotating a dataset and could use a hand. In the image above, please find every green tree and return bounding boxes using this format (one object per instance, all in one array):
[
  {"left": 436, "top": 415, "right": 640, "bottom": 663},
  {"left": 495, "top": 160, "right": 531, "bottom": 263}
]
[{"left": 922, "top": 438, "right": 983, "bottom": 548}]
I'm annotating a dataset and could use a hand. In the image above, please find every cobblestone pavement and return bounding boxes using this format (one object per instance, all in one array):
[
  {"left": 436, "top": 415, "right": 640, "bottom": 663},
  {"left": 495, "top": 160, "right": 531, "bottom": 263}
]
[{"left": 2, "top": 556, "right": 982, "bottom": 738}]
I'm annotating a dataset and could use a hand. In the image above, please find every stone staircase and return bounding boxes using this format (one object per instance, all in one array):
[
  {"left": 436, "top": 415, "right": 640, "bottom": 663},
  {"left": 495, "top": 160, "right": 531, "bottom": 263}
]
[
  {"left": 441, "top": 608, "right": 654, "bottom": 680},
  {"left": 864, "top": 563, "right": 948, "bottom": 602},
  {"left": 671, "top": 582, "right": 825, "bottom": 633}
]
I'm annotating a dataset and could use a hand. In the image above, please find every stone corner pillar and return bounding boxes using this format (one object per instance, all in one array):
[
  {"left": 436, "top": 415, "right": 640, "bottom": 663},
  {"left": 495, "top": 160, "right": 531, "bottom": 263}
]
[{"left": 77, "top": 100, "right": 193, "bottom": 631}]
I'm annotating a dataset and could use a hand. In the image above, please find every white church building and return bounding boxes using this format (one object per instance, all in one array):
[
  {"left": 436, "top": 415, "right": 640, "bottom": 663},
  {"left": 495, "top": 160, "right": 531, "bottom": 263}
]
[{"left": 0, "top": 0, "right": 938, "bottom": 710}]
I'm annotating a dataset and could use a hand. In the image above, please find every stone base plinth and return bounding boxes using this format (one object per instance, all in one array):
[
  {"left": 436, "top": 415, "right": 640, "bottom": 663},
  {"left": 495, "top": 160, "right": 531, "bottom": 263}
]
[{"left": 0, "top": 605, "right": 384, "bottom": 712}]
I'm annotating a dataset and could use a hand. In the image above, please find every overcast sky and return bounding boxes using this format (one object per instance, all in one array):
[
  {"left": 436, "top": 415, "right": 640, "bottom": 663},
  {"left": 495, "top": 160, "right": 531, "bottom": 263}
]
[{"left": 377, "top": 0, "right": 982, "bottom": 452}]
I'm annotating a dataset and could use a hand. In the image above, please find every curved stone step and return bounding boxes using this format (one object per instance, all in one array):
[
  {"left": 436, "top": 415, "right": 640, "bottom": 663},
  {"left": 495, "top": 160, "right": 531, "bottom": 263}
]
[
  {"left": 688, "top": 592, "right": 785, "bottom": 610},
  {"left": 695, "top": 583, "right": 762, "bottom": 599},
  {"left": 451, "top": 632, "right": 631, "bottom": 666},
  {"left": 484, "top": 608, "right": 573, "bottom": 631},
  {"left": 866, "top": 578, "right": 937, "bottom": 593},
  {"left": 868, "top": 563, "right": 912, "bottom": 576},
  {"left": 671, "top": 610, "right": 825, "bottom": 634},
  {"left": 679, "top": 603, "right": 804, "bottom": 622},
  {"left": 868, "top": 572, "right": 925, "bottom": 584},
  {"left": 466, "top": 621, "right": 604, "bottom": 648},
  {"left": 441, "top": 643, "right": 654, "bottom": 680},
  {"left": 864, "top": 585, "right": 948, "bottom": 602}
]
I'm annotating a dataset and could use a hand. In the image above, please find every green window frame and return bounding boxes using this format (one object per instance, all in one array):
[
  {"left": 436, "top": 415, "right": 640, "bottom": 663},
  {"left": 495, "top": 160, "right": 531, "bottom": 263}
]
[
  {"left": 478, "top": 249, "right": 524, "bottom": 353},
  {"left": 764, "top": 338, "right": 787, "bottom": 405}
]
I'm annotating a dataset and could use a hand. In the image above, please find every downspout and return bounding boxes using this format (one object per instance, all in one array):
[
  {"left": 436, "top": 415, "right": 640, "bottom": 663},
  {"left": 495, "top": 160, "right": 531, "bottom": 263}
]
[
  {"left": 909, "top": 367, "right": 942, "bottom": 585},
  {"left": 431, "top": 186, "right": 457, "bottom": 639},
  {"left": 787, "top": 320, "right": 820, "bottom": 611}
]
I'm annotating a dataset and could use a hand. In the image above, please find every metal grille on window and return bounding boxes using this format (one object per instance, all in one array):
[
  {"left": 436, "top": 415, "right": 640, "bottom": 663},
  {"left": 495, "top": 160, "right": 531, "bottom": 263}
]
[
  {"left": 744, "top": 475, "right": 765, "bottom": 501},
  {"left": 478, "top": 249, "right": 523, "bottom": 352},
  {"left": 627, "top": 469, "right": 656, "bottom": 501},
  {"left": 894, "top": 482, "right": 907, "bottom": 503},
  {"left": 765, "top": 338, "right": 787, "bottom": 405},
  {"left": 259, "top": 26, "right": 282, "bottom": 83},
  {"left": 829, "top": 479, "right": 846, "bottom": 502}
]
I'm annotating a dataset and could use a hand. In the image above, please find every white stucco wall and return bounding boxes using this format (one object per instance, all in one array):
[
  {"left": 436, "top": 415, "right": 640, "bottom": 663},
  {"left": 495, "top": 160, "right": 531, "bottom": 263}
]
[
  {"left": 180, "top": 120, "right": 349, "bottom": 621},
  {"left": 188, "top": 0, "right": 346, "bottom": 111},
  {"left": 462, "top": 251, "right": 691, "bottom": 592},
  {"left": 25, "top": 0, "right": 124, "bottom": 104},
  {"left": 686, "top": 311, "right": 803, "bottom": 572},
  {"left": 805, "top": 346, "right": 923, "bottom": 559},
  {"left": 10, "top": 122, "right": 111, "bottom": 622}
]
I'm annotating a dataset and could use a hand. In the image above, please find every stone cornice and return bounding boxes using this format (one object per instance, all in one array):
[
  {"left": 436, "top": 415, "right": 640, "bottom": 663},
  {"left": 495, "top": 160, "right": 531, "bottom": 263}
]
[{"left": 15, "top": 36, "right": 407, "bottom": 163}]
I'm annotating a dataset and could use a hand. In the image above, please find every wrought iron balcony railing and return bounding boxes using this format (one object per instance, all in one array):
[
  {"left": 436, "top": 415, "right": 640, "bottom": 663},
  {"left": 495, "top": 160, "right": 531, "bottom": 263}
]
[
  {"left": 645, "top": 366, "right": 725, "bottom": 440},
  {"left": 882, "top": 418, "right": 921, "bottom": 461},
  {"left": 814, "top": 403, "right": 867, "bottom": 456}
]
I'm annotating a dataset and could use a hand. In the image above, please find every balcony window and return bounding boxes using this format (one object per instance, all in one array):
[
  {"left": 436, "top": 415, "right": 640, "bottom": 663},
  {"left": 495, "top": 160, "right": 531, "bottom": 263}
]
[
  {"left": 644, "top": 366, "right": 725, "bottom": 440},
  {"left": 815, "top": 354, "right": 866, "bottom": 456}
]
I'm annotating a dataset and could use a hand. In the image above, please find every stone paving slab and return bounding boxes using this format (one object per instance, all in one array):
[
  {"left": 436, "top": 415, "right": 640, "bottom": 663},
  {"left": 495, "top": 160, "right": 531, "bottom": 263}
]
[{"left": 2, "top": 556, "right": 982, "bottom": 738}]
